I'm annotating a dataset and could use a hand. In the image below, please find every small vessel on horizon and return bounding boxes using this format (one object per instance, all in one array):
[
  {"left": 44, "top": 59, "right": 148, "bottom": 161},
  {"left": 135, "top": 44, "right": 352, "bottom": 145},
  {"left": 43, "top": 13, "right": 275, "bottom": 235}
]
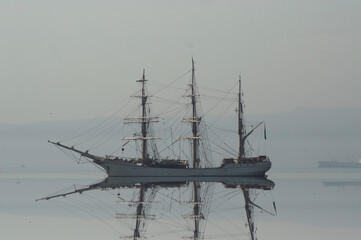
[
  {"left": 318, "top": 160, "right": 361, "bottom": 168},
  {"left": 49, "top": 60, "right": 271, "bottom": 177}
]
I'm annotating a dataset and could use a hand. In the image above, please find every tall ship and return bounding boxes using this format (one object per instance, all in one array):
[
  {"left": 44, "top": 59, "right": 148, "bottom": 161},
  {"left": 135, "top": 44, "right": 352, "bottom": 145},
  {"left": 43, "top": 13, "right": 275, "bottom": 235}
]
[{"left": 50, "top": 60, "right": 271, "bottom": 177}]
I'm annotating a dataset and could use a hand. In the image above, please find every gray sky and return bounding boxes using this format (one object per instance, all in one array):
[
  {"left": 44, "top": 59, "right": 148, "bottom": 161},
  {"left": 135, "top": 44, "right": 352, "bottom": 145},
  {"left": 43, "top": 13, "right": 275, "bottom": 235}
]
[{"left": 1, "top": 0, "right": 360, "bottom": 123}]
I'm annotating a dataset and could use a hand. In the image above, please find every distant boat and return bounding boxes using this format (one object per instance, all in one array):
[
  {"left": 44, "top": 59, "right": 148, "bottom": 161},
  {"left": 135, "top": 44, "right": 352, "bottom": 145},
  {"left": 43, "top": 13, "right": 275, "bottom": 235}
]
[
  {"left": 318, "top": 160, "right": 361, "bottom": 168},
  {"left": 49, "top": 60, "right": 271, "bottom": 177},
  {"left": 323, "top": 181, "right": 361, "bottom": 187}
]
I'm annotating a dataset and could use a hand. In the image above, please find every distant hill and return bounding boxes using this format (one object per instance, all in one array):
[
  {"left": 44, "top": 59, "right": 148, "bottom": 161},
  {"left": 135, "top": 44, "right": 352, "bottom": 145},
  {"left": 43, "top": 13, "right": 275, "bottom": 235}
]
[
  {"left": 259, "top": 108, "right": 361, "bottom": 138},
  {"left": 256, "top": 108, "right": 361, "bottom": 169},
  {"left": 0, "top": 122, "right": 16, "bottom": 132}
]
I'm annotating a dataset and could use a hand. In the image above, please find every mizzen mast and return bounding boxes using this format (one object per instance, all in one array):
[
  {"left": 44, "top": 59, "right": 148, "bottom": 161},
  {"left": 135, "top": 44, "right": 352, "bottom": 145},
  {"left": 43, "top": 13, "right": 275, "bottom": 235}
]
[
  {"left": 242, "top": 188, "right": 255, "bottom": 240},
  {"left": 238, "top": 75, "right": 245, "bottom": 163}
]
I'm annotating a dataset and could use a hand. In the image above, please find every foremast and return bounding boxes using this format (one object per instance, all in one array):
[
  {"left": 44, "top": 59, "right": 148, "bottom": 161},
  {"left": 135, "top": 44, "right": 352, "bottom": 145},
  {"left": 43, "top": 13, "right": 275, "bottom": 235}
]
[
  {"left": 125, "top": 69, "right": 160, "bottom": 164},
  {"left": 238, "top": 75, "right": 245, "bottom": 163},
  {"left": 49, "top": 69, "right": 159, "bottom": 167}
]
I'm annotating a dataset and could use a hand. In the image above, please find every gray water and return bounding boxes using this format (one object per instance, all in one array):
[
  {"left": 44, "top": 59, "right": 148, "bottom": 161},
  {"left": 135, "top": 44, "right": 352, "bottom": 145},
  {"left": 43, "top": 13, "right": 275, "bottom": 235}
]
[
  {"left": 1, "top": 167, "right": 360, "bottom": 240},
  {"left": 1, "top": 109, "right": 361, "bottom": 239}
]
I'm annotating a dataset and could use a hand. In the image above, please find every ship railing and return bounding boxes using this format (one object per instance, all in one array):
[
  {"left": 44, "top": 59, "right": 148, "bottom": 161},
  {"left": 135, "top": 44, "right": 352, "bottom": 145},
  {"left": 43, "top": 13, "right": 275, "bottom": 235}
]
[
  {"left": 105, "top": 156, "right": 189, "bottom": 165},
  {"left": 222, "top": 155, "right": 270, "bottom": 165},
  {"left": 105, "top": 156, "right": 143, "bottom": 163}
]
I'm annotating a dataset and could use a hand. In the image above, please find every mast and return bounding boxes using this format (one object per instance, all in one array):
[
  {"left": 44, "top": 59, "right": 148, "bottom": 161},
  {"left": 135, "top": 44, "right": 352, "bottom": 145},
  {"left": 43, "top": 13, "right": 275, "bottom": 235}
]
[
  {"left": 238, "top": 75, "right": 244, "bottom": 163},
  {"left": 181, "top": 58, "right": 201, "bottom": 168},
  {"left": 190, "top": 59, "right": 201, "bottom": 237},
  {"left": 191, "top": 58, "right": 199, "bottom": 168},
  {"left": 193, "top": 181, "right": 201, "bottom": 239},
  {"left": 242, "top": 188, "right": 255, "bottom": 240},
  {"left": 134, "top": 186, "right": 145, "bottom": 239},
  {"left": 125, "top": 70, "right": 160, "bottom": 162},
  {"left": 137, "top": 69, "right": 148, "bottom": 162}
]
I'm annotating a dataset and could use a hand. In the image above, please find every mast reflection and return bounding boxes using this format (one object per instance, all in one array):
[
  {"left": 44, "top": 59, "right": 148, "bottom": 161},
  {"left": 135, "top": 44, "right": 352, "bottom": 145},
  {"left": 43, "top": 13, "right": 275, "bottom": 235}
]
[{"left": 38, "top": 176, "right": 276, "bottom": 240}]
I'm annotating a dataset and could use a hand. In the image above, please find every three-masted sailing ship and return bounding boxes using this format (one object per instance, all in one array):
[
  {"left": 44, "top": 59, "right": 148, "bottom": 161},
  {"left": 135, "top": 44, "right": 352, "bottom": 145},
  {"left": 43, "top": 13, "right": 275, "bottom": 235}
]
[{"left": 49, "top": 60, "right": 271, "bottom": 177}]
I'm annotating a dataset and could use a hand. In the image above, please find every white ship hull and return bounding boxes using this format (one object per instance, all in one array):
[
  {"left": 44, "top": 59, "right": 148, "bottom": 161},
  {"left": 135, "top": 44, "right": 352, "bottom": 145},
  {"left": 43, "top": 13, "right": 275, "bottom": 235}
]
[{"left": 95, "top": 160, "right": 271, "bottom": 177}]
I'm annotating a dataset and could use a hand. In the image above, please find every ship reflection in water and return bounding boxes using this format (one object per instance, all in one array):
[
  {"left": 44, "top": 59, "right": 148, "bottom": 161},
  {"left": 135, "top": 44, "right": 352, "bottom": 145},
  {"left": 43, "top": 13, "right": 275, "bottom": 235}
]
[{"left": 38, "top": 176, "right": 276, "bottom": 240}]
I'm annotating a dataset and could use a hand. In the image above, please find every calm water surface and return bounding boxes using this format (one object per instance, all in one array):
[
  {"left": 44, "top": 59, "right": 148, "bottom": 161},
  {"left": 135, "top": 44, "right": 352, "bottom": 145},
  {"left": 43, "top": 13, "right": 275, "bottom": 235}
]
[{"left": 1, "top": 167, "right": 360, "bottom": 240}]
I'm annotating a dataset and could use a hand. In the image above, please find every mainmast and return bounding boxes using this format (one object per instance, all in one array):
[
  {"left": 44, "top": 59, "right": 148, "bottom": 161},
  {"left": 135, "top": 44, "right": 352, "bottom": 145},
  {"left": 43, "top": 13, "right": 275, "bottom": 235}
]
[
  {"left": 137, "top": 69, "right": 148, "bottom": 162},
  {"left": 181, "top": 58, "right": 201, "bottom": 168},
  {"left": 190, "top": 59, "right": 201, "bottom": 238},
  {"left": 134, "top": 186, "right": 145, "bottom": 239},
  {"left": 193, "top": 182, "right": 201, "bottom": 239},
  {"left": 191, "top": 58, "right": 200, "bottom": 168},
  {"left": 238, "top": 75, "right": 245, "bottom": 163}
]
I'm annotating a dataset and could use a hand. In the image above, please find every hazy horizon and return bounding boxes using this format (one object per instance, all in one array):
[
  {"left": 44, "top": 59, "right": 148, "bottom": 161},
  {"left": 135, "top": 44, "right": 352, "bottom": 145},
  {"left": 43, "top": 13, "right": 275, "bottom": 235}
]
[{"left": 1, "top": 107, "right": 360, "bottom": 170}]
